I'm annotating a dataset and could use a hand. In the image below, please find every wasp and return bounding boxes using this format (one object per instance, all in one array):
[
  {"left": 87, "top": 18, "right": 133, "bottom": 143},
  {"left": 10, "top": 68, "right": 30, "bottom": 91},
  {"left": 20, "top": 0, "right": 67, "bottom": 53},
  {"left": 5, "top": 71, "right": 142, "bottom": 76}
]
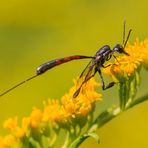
[{"left": 0, "top": 21, "right": 131, "bottom": 98}]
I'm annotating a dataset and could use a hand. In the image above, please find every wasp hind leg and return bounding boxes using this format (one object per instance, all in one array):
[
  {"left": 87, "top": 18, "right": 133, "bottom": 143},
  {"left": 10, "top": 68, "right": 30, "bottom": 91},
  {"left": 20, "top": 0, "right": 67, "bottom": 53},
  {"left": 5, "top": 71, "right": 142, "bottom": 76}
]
[{"left": 97, "top": 68, "right": 115, "bottom": 90}]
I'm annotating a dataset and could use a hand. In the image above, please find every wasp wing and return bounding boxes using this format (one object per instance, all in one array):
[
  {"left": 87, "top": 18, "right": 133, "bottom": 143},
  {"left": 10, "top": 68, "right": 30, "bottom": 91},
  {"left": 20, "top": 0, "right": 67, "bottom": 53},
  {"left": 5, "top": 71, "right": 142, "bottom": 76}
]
[{"left": 73, "top": 59, "right": 96, "bottom": 98}]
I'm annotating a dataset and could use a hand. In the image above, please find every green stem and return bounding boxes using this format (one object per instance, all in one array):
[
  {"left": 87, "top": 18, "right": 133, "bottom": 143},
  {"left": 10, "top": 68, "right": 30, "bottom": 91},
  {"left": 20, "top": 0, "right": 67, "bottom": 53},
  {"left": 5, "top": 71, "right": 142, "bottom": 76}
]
[
  {"left": 119, "top": 82, "right": 127, "bottom": 110},
  {"left": 49, "top": 133, "right": 57, "bottom": 147},
  {"left": 126, "top": 94, "right": 148, "bottom": 109},
  {"left": 72, "top": 94, "right": 148, "bottom": 147},
  {"left": 62, "top": 131, "right": 70, "bottom": 148}
]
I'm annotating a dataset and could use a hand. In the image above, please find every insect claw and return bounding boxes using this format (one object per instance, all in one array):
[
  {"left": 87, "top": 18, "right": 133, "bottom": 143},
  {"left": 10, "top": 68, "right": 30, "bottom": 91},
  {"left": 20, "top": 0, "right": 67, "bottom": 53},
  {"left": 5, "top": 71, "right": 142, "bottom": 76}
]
[{"left": 106, "top": 82, "right": 116, "bottom": 89}]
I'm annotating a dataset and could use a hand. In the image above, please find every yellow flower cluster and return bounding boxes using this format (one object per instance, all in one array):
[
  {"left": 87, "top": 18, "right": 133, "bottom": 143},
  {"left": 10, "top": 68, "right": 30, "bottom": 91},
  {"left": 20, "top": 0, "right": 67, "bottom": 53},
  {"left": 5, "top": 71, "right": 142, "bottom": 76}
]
[
  {"left": 0, "top": 78, "right": 101, "bottom": 147},
  {"left": 103, "top": 39, "right": 148, "bottom": 81},
  {"left": 43, "top": 78, "right": 101, "bottom": 126}
]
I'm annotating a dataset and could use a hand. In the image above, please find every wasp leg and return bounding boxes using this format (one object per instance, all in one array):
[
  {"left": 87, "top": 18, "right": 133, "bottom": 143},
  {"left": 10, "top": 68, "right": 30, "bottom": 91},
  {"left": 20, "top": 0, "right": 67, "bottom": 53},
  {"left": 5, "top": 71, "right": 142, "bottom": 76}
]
[
  {"left": 113, "top": 55, "right": 120, "bottom": 64},
  {"left": 102, "top": 64, "right": 111, "bottom": 68},
  {"left": 106, "top": 54, "right": 112, "bottom": 61},
  {"left": 97, "top": 68, "right": 115, "bottom": 90},
  {"left": 73, "top": 67, "right": 98, "bottom": 98}
]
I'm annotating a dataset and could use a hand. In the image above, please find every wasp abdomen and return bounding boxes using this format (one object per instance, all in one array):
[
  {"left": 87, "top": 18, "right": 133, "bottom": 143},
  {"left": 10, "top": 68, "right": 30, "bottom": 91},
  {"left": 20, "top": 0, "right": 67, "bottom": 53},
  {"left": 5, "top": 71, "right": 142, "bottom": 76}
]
[{"left": 36, "top": 60, "right": 56, "bottom": 75}]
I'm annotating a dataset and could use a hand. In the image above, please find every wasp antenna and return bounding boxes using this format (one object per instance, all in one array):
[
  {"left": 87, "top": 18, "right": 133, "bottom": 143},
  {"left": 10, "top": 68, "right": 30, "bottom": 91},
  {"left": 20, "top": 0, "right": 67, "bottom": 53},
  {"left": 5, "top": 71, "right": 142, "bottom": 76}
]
[
  {"left": 123, "top": 20, "right": 126, "bottom": 45},
  {"left": 0, "top": 75, "right": 38, "bottom": 97},
  {"left": 123, "top": 29, "right": 132, "bottom": 49}
]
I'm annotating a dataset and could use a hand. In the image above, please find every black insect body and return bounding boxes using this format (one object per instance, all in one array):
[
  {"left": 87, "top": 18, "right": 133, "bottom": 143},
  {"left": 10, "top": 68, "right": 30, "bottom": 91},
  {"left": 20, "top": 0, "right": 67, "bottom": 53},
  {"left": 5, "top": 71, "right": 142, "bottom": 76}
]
[{"left": 73, "top": 43, "right": 131, "bottom": 98}]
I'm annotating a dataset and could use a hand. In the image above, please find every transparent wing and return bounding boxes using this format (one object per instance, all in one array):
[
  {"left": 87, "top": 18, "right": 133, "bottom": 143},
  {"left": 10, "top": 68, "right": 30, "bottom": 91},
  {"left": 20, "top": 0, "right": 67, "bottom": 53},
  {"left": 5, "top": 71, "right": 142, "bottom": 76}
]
[{"left": 73, "top": 59, "right": 96, "bottom": 98}]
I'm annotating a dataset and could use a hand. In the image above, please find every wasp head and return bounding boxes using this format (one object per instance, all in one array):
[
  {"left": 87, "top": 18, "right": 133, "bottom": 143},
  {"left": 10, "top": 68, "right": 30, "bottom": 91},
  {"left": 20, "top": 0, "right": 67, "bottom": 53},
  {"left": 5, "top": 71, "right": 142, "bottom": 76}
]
[{"left": 113, "top": 44, "right": 129, "bottom": 56}]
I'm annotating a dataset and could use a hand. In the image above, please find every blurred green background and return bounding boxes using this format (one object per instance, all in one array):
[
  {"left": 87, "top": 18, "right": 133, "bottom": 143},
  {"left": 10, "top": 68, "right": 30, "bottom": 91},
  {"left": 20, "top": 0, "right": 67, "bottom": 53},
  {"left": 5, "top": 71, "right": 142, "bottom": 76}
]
[{"left": 0, "top": 0, "right": 148, "bottom": 147}]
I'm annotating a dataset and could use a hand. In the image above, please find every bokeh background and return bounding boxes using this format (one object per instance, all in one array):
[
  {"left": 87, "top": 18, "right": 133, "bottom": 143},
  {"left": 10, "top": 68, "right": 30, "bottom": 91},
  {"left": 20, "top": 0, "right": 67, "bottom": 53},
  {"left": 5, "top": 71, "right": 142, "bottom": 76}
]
[{"left": 0, "top": 0, "right": 148, "bottom": 147}]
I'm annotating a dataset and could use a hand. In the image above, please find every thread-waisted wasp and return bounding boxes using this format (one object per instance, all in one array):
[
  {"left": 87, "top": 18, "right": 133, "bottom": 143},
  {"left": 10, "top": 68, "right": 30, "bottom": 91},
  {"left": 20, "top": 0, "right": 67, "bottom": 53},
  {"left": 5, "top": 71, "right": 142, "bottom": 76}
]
[{"left": 0, "top": 21, "right": 132, "bottom": 98}]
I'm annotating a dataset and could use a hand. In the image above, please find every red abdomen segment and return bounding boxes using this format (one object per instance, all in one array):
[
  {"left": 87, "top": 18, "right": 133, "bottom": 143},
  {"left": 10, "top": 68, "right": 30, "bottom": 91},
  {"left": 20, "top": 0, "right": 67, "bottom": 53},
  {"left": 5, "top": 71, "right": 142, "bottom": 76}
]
[{"left": 36, "top": 55, "right": 93, "bottom": 75}]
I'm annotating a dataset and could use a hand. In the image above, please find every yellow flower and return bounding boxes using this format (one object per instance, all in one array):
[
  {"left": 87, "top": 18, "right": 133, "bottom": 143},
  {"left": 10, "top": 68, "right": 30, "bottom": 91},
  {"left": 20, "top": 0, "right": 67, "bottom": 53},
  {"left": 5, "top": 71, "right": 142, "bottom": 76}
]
[
  {"left": 79, "top": 104, "right": 92, "bottom": 116},
  {"left": 103, "top": 39, "right": 148, "bottom": 80},
  {"left": 0, "top": 135, "right": 15, "bottom": 148},
  {"left": 29, "top": 108, "right": 43, "bottom": 128},
  {"left": 43, "top": 78, "right": 102, "bottom": 125},
  {"left": 15, "top": 127, "right": 25, "bottom": 139},
  {"left": 3, "top": 117, "right": 18, "bottom": 132},
  {"left": 43, "top": 99, "right": 63, "bottom": 123},
  {"left": 21, "top": 108, "right": 43, "bottom": 129},
  {"left": 22, "top": 117, "right": 30, "bottom": 131},
  {"left": 0, "top": 137, "right": 7, "bottom": 148},
  {"left": 142, "top": 39, "right": 148, "bottom": 68}
]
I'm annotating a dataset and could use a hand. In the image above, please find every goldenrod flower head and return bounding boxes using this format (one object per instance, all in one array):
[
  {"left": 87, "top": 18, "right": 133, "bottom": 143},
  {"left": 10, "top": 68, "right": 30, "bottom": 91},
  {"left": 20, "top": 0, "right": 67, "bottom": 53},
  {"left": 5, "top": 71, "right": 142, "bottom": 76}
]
[
  {"left": 104, "top": 39, "right": 148, "bottom": 80},
  {"left": 0, "top": 135, "right": 15, "bottom": 148},
  {"left": 22, "top": 117, "right": 30, "bottom": 131},
  {"left": 62, "top": 78, "right": 101, "bottom": 118},
  {"left": 142, "top": 39, "right": 148, "bottom": 68},
  {"left": 29, "top": 108, "right": 43, "bottom": 128},
  {"left": 43, "top": 99, "right": 63, "bottom": 123},
  {"left": 43, "top": 78, "right": 102, "bottom": 127},
  {"left": 3, "top": 117, "right": 18, "bottom": 132},
  {"left": 21, "top": 108, "right": 43, "bottom": 131},
  {"left": 15, "top": 127, "right": 25, "bottom": 139},
  {"left": 3, "top": 117, "right": 26, "bottom": 141},
  {"left": 0, "top": 137, "right": 7, "bottom": 148}
]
